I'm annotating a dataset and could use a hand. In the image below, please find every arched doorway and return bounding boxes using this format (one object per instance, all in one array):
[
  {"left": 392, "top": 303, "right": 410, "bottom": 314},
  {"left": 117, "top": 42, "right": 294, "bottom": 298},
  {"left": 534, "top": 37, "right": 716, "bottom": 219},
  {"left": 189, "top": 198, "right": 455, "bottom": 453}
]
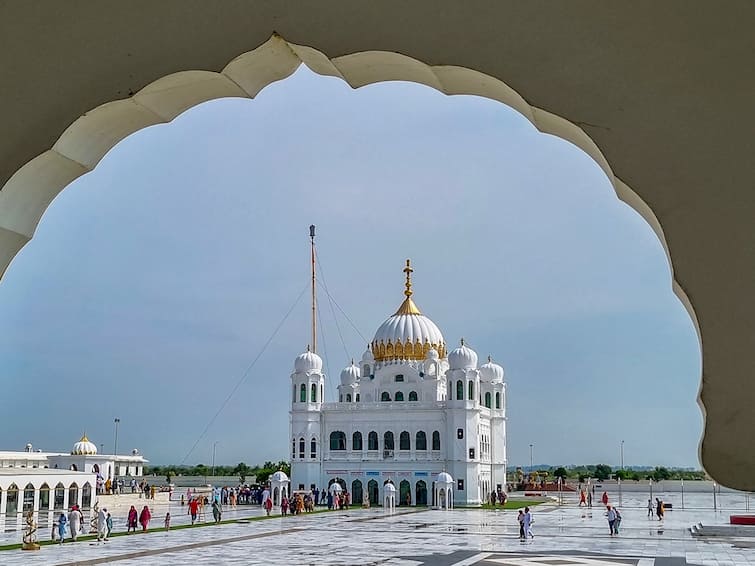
[
  {"left": 22, "top": 483, "right": 35, "bottom": 512},
  {"left": 82, "top": 482, "right": 92, "bottom": 509},
  {"left": 92, "top": 464, "right": 100, "bottom": 474},
  {"left": 39, "top": 483, "right": 50, "bottom": 510},
  {"left": 54, "top": 483, "right": 65, "bottom": 510},
  {"left": 368, "top": 480, "right": 379, "bottom": 505},
  {"left": 351, "top": 479, "right": 363, "bottom": 505},
  {"left": 431, "top": 481, "right": 436, "bottom": 506},
  {"left": 68, "top": 483, "right": 78, "bottom": 508},
  {"left": 328, "top": 477, "right": 346, "bottom": 491},
  {"left": 416, "top": 480, "right": 428, "bottom": 506},
  {"left": 399, "top": 480, "right": 411, "bottom": 506},
  {"left": 6, "top": 484, "right": 19, "bottom": 514}
]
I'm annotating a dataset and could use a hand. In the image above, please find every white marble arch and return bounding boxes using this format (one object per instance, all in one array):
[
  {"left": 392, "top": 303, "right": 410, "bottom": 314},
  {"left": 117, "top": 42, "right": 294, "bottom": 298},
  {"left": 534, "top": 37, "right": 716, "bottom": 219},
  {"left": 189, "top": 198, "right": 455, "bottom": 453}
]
[{"left": 0, "top": 469, "right": 96, "bottom": 515}]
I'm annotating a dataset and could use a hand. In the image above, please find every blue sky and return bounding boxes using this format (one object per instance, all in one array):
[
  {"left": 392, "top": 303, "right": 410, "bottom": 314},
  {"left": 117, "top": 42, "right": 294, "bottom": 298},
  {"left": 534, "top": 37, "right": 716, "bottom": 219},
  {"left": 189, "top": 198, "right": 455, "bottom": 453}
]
[{"left": 0, "top": 67, "right": 701, "bottom": 469}]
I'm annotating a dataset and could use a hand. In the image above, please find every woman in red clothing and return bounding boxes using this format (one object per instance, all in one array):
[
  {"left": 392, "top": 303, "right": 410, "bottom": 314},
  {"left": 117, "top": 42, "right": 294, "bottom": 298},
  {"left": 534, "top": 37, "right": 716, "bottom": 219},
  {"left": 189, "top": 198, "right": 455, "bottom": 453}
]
[{"left": 139, "top": 505, "right": 152, "bottom": 531}]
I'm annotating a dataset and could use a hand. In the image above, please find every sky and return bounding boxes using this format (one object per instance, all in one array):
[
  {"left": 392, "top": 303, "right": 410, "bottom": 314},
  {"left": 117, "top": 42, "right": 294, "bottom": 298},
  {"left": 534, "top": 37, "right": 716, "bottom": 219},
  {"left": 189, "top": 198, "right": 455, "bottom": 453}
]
[{"left": 0, "top": 67, "right": 702, "bottom": 469}]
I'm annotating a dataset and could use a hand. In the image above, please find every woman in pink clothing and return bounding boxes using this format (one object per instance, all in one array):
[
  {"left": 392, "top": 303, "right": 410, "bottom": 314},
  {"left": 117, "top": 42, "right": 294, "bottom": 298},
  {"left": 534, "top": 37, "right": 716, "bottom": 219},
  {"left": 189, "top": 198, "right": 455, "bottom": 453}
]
[{"left": 139, "top": 505, "right": 152, "bottom": 531}]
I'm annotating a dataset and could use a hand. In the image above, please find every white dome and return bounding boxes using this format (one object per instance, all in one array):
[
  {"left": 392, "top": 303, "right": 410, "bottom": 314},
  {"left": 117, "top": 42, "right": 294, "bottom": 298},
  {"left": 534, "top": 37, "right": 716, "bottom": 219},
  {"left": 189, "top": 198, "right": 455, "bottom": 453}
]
[
  {"left": 425, "top": 348, "right": 439, "bottom": 361},
  {"left": 329, "top": 482, "right": 343, "bottom": 493},
  {"left": 294, "top": 347, "right": 323, "bottom": 373},
  {"left": 340, "top": 361, "right": 361, "bottom": 385},
  {"left": 436, "top": 472, "right": 454, "bottom": 484},
  {"left": 383, "top": 482, "right": 396, "bottom": 493},
  {"left": 448, "top": 340, "right": 478, "bottom": 370},
  {"left": 479, "top": 356, "right": 504, "bottom": 383},
  {"left": 270, "top": 470, "right": 289, "bottom": 483},
  {"left": 361, "top": 347, "right": 374, "bottom": 363},
  {"left": 71, "top": 435, "right": 97, "bottom": 456}
]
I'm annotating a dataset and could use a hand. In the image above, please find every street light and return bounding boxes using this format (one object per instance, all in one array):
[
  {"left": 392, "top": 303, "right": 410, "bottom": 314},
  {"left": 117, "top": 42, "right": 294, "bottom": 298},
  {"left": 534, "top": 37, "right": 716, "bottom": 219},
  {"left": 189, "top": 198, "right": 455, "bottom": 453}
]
[
  {"left": 620, "top": 440, "right": 624, "bottom": 470},
  {"left": 211, "top": 441, "right": 219, "bottom": 478},
  {"left": 529, "top": 444, "right": 534, "bottom": 472}
]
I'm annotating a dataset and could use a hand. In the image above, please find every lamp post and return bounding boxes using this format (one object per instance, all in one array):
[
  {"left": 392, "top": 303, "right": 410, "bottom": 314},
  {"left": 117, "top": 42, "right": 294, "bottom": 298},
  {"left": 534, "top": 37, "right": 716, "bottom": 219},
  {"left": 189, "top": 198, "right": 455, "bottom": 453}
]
[
  {"left": 620, "top": 440, "right": 624, "bottom": 470},
  {"left": 211, "top": 441, "right": 219, "bottom": 478},
  {"left": 529, "top": 444, "right": 533, "bottom": 472},
  {"left": 113, "top": 418, "right": 120, "bottom": 479}
]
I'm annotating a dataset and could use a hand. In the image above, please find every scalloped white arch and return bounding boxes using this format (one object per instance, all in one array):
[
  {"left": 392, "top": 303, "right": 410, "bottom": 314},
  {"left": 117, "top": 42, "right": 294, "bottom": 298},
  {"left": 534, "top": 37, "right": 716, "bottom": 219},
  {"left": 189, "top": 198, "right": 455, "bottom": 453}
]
[{"left": 0, "top": 33, "right": 703, "bottom": 461}]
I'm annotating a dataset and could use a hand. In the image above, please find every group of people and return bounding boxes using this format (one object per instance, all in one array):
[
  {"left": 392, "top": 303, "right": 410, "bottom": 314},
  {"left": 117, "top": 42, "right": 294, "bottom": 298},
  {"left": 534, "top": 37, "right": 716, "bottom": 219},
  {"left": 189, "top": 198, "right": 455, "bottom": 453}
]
[
  {"left": 517, "top": 507, "right": 535, "bottom": 540},
  {"left": 126, "top": 505, "right": 154, "bottom": 532},
  {"left": 649, "top": 497, "right": 665, "bottom": 520},
  {"left": 489, "top": 489, "right": 508, "bottom": 507}
]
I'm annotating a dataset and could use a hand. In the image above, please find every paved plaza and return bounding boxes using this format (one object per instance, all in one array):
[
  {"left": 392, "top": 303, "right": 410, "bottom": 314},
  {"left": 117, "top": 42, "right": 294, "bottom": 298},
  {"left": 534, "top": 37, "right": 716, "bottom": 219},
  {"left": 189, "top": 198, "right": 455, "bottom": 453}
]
[{"left": 2, "top": 493, "right": 755, "bottom": 566}]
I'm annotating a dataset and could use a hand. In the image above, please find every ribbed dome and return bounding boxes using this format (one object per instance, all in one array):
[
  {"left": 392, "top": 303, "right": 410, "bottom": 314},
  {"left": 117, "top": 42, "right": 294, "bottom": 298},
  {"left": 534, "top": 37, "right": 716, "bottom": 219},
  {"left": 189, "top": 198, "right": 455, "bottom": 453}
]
[
  {"left": 383, "top": 482, "right": 396, "bottom": 493},
  {"left": 479, "top": 356, "right": 504, "bottom": 383},
  {"left": 270, "top": 470, "right": 289, "bottom": 482},
  {"left": 340, "top": 360, "right": 360, "bottom": 385},
  {"left": 294, "top": 346, "right": 323, "bottom": 373},
  {"left": 371, "top": 260, "right": 446, "bottom": 362},
  {"left": 448, "top": 340, "right": 478, "bottom": 370},
  {"left": 436, "top": 472, "right": 454, "bottom": 484},
  {"left": 361, "top": 347, "right": 374, "bottom": 363},
  {"left": 71, "top": 435, "right": 97, "bottom": 456},
  {"left": 425, "top": 348, "right": 440, "bottom": 361}
]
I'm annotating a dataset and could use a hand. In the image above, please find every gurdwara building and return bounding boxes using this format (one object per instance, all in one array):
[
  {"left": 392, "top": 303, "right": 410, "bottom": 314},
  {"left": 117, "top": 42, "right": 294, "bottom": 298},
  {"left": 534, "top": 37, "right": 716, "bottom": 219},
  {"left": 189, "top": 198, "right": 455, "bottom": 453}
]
[{"left": 290, "top": 260, "right": 507, "bottom": 506}]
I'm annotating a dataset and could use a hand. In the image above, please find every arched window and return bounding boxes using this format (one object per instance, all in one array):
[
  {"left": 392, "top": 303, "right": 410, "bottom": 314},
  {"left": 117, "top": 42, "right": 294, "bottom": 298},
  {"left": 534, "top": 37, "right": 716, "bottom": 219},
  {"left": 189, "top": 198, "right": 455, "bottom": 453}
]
[
  {"left": 399, "top": 431, "right": 410, "bottom": 450},
  {"left": 495, "top": 391, "right": 501, "bottom": 409},
  {"left": 416, "top": 431, "right": 427, "bottom": 451},
  {"left": 352, "top": 431, "right": 363, "bottom": 451},
  {"left": 363, "top": 364, "right": 371, "bottom": 377},
  {"left": 293, "top": 384, "right": 296, "bottom": 403},
  {"left": 300, "top": 383, "right": 307, "bottom": 403},
  {"left": 69, "top": 464, "right": 78, "bottom": 471},
  {"left": 329, "top": 431, "right": 346, "bottom": 450},
  {"left": 310, "top": 438, "right": 317, "bottom": 459},
  {"left": 311, "top": 383, "right": 317, "bottom": 402},
  {"left": 432, "top": 431, "right": 441, "bottom": 451},
  {"left": 339, "top": 394, "right": 343, "bottom": 402},
  {"left": 368, "top": 431, "right": 378, "bottom": 451},
  {"left": 356, "top": 393, "right": 360, "bottom": 402},
  {"left": 468, "top": 380, "right": 474, "bottom": 400},
  {"left": 82, "top": 482, "right": 92, "bottom": 509},
  {"left": 6, "top": 484, "right": 18, "bottom": 514},
  {"left": 484, "top": 392, "right": 492, "bottom": 408},
  {"left": 409, "top": 391, "right": 418, "bottom": 401},
  {"left": 456, "top": 380, "right": 463, "bottom": 400},
  {"left": 22, "top": 483, "right": 35, "bottom": 512},
  {"left": 68, "top": 483, "right": 79, "bottom": 508},
  {"left": 39, "top": 483, "right": 50, "bottom": 510},
  {"left": 346, "top": 393, "right": 352, "bottom": 402},
  {"left": 299, "top": 437, "right": 305, "bottom": 458},
  {"left": 381, "top": 392, "right": 391, "bottom": 402},
  {"left": 54, "top": 483, "right": 65, "bottom": 510},
  {"left": 384, "top": 431, "right": 395, "bottom": 451},
  {"left": 395, "top": 391, "right": 404, "bottom": 402},
  {"left": 292, "top": 438, "right": 296, "bottom": 458}
]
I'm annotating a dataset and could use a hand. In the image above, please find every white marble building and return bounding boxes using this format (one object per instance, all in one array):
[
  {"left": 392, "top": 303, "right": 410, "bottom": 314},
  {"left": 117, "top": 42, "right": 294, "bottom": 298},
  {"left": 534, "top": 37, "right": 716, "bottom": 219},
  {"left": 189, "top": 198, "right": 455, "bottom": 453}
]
[
  {"left": 290, "top": 261, "right": 507, "bottom": 506},
  {"left": 0, "top": 436, "right": 147, "bottom": 516}
]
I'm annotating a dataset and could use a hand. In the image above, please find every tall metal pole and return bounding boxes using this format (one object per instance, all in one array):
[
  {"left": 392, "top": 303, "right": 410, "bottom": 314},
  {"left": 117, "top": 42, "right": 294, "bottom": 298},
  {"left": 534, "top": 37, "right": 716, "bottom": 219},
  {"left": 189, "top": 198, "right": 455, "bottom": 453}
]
[
  {"left": 113, "top": 418, "right": 120, "bottom": 478},
  {"left": 529, "top": 444, "right": 533, "bottom": 472},
  {"left": 212, "top": 441, "right": 219, "bottom": 478},
  {"left": 620, "top": 440, "right": 624, "bottom": 470},
  {"left": 310, "top": 225, "right": 317, "bottom": 353}
]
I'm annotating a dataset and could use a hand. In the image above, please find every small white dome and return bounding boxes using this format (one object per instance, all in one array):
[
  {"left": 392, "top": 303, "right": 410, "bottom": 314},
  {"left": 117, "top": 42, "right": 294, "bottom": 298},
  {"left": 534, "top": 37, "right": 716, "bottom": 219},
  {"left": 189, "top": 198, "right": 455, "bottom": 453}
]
[
  {"left": 361, "top": 347, "right": 374, "bottom": 363},
  {"left": 448, "top": 340, "right": 478, "bottom": 370},
  {"left": 340, "top": 360, "right": 361, "bottom": 385},
  {"left": 71, "top": 435, "right": 97, "bottom": 456},
  {"left": 436, "top": 472, "right": 454, "bottom": 484},
  {"left": 425, "top": 348, "right": 439, "bottom": 361},
  {"left": 383, "top": 482, "right": 396, "bottom": 493},
  {"left": 270, "top": 470, "right": 289, "bottom": 483},
  {"left": 479, "top": 356, "right": 504, "bottom": 383},
  {"left": 329, "top": 482, "right": 343, "bottom": 493},
  {"left": 294, "top": 347, "right": 323, "bottom": 373}
]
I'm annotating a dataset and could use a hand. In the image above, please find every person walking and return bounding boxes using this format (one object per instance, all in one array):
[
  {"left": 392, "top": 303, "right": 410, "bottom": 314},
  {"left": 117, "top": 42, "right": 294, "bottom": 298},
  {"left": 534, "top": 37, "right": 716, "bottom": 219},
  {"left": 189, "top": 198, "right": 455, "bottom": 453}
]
[
  {"left": 601, "top": 491, "right": 609, "bottom": 506},
  {"left": 656, "top": 498, "right": 664, "bottom": 520},
  {"left": 139, "top": 505, "right": 151, "bottom": 531},
  {"left": 264, "top": 496, "right": 273, "bottom": 516},
  {"left": 523, "top": 506, "right": 534, "bottom": 539},
  {"left": 647, "top": 498, "right": 653, "bottom": 517},
  {"left": 56, "top": 512, "right": 67, "bottom": 544},
  {"left": 68, "top": 506, "right": 82, "bottom": 542},
  {"left": 281, "top": 496, "right": 289, "bottom": 516},
  {"left": 97, "top": 507, "right": 108, "bottom": 542},
  {"left": 212, "top": 500, "right": 222, "bottom": 523},
  {"left": 587, "top": 491, "right": 593, "bottom": 508},
  {"left": 517, "top": 509, "right": 525, "bottom": 540},
  {"left": 164, "top": 512, "right": 171, "bottom": 531},
  {"left": 188, "top": 497, "right": 200, "bottom": 525},
  {"left": 606, "top": 504, "right": 617, "bottom": 536},
  {"left": 127, "top": 505, "right": 138, "bottom": 533},
  {"left": 106, "top": 512, "right": 113, "bottom": 539},
  {"left": 614, "top": 507, "right": 622, "bottom": 535},
  {"left": 579, "top": 490, "right": 586, "bottom": 507}
]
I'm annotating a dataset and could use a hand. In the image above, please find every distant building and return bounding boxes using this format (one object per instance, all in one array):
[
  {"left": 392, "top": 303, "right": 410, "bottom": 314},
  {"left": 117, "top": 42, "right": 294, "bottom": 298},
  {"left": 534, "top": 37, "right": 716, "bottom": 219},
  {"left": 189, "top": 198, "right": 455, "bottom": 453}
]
[
  {"left": 290, "top": 261, "right": 507, "bottom": 506},
  {"left": 0, "top": 436, "right": 147, "bottom": 516}
]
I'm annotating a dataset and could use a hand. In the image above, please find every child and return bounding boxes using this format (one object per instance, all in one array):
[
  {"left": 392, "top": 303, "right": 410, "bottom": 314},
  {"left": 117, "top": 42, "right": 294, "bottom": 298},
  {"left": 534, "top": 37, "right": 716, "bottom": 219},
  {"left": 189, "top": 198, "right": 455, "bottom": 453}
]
[
  {"left": 106, "top": 512, "right": 113, "bottom": 539},
  {"left": 57, "top": 512, "right": 67, "bottom": 544},
  {"left": 164, "top": 512, "right": 171, "bottom": 531}
]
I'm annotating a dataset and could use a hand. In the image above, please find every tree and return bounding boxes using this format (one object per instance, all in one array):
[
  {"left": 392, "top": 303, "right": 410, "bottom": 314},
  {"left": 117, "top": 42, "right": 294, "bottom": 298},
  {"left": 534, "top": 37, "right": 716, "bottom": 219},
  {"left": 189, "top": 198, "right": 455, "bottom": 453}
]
[
  {"left": 594, "top": 464, "right": 612, "bottom": 481},
  {"left": 553, "top": 467, "right": 568, "bottom": 481},
  {"left": 652, "top": 466, "right": 671, "bottom": 482},
  {"left": 234, "top": 462, "right": 250, "bottom": 483}
]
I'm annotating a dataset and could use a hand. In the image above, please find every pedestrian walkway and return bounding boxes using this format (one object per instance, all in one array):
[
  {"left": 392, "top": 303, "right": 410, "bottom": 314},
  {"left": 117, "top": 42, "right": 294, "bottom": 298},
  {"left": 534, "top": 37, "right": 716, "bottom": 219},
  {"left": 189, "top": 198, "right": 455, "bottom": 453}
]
[{"left": 1, "top": 499, "right": 753, "bottom": 566}]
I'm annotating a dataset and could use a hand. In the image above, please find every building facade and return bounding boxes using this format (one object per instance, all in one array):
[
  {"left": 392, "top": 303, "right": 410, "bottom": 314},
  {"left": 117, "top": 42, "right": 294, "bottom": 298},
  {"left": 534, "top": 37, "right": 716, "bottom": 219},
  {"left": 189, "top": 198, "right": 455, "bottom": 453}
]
[{"left": 290, "top": 261, "right": 507, "bottom": 506}]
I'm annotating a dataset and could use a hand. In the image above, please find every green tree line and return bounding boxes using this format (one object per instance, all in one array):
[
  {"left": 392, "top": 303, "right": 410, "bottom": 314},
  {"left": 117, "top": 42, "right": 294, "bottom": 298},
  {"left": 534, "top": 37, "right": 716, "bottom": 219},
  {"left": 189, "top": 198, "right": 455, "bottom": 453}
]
[
  {"left": 144, "top": 460, "right": 291, "bottom": 485},
  {"left": 517, "top": 465, "right": 706, "bottom": 483}
]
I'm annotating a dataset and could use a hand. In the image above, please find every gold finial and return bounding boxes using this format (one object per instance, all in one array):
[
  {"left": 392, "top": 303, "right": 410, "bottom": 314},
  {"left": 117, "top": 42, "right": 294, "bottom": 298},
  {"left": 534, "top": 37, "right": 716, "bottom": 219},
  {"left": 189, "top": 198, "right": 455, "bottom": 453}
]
[
  {"left": 460, "top": 338, "right": 465, "bottom": 346},
  {"left": 488, "top": 355, "right": 492, "bottom": 363},
  {"left": 306, "top": 344, "right": 311, "bottom": 352},
  {"left": 403, "top": 259, "right": 413, "bottom": 298}
]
